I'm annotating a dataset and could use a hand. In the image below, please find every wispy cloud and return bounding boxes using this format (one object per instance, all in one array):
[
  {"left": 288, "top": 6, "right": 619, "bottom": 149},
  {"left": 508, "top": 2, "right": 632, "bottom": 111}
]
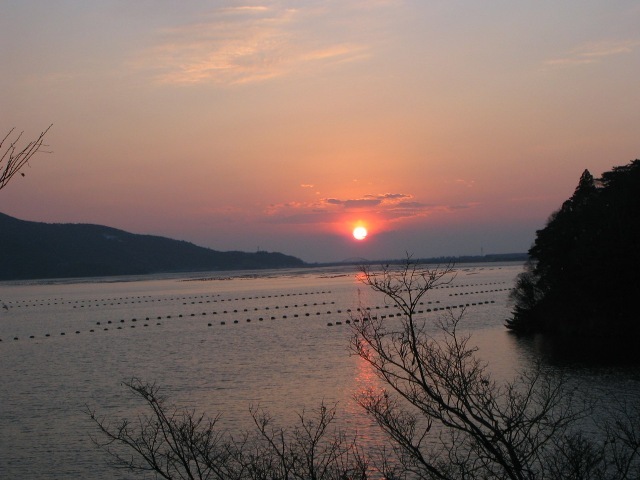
[
  {"left": 545, "top": 39, "right": 640, "bottom": 67},
  {"left": 132, "top": 2, "right": 385, "bottom": 85},
  {"left": 264, "top": 192, "right": 477, "bottom": 225}
]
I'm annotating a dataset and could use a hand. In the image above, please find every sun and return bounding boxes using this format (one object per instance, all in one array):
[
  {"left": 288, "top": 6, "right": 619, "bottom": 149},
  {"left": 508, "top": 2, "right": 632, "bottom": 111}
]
[{"left": 352, "top": 226, "right": 368, "bottom": 240}]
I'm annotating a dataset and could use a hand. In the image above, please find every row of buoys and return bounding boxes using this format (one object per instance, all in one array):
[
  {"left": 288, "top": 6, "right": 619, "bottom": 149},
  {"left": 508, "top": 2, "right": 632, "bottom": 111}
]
[
  {"left": 5, "top": 280, "right": 508, "bottom": 308},
  {"left": 449, "top": 289, "right": 508, "bottom": 296},
  {"left": 181, "top": 274, "right": 266, "bottom": 282},
  {"left": 435, "top": 281, "right": 508, "bottom": 289},
  {"left": 7, "top": 283, "right": 507, "bottom": 310},
  {"left": 2, "top": 296, "right": 498, "bottom": 342},
  {"left": 208, "top": 309, "right": 341, "bottom": 326},
  {"left": 2, "top": 321, "right": 164, "bottom": 341},
  {"left": 186, "top": 301, "right": 336, "bottom": 308},
  {"left": 326, "top": 300, "right": 496, "bottom": 326},
  {"left": 199, "top": 300, "right": 497, "bottom": 328},
  {"left": 7, "top": 290, "right": 333, "bottom": 309},
  {"left": 327, "top": 319, "right": 358, "bottom": 326}
]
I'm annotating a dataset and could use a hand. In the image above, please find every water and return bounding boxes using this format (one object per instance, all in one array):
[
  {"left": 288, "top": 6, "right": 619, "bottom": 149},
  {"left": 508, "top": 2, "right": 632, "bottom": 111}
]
[{"left": 1, "top": 263, "right": 638, "bottom": 479}]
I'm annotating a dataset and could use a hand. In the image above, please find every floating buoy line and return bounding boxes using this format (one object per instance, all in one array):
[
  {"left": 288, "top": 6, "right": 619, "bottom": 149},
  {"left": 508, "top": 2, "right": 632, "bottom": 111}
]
[{"left": 1, "top": 282, "right": 510, "bottom": 342}]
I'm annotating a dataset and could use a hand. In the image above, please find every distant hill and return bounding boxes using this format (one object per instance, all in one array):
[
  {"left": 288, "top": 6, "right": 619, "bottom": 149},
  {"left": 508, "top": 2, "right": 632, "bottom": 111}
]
[{"left": 0, "top": 213, "right": 304, "bottom": 280}]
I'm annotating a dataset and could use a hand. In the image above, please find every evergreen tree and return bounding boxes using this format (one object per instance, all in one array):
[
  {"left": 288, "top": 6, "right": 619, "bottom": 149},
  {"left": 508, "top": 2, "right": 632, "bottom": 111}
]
[{"left": 507, "top": 160, "right": 640, "bottom": 337}]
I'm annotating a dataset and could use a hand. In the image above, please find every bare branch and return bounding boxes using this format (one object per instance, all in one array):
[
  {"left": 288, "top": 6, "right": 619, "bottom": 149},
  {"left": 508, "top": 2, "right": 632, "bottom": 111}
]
[
  {"left": 87, "top": 380, "right": 369, "bottom": 480},
  {"left": 0, "top": 125, "right": 52, "bottom": 191}
]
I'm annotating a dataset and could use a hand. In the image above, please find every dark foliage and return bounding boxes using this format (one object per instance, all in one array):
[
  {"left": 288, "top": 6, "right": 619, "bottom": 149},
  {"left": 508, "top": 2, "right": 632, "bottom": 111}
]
[
  {"left": 507, "top": 159, "right": 640, "bottom": 337},
  {"left": 0, "top": 212, "right": 304, "bottom": 280}
]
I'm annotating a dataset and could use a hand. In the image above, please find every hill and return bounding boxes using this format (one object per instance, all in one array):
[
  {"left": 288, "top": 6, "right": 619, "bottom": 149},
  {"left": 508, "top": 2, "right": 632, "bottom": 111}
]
[{"left": 0, "top": 213, "right": 304, "bottom": 280}]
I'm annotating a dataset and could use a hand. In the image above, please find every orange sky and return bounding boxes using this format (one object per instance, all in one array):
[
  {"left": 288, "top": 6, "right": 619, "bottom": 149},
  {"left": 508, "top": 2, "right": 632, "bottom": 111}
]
[{"left": 2, "top": 1, "right": 639, "bottom": 262}]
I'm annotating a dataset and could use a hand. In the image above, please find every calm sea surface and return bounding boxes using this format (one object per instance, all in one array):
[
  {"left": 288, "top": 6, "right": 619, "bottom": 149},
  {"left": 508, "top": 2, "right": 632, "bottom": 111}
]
[{"left": 1, "top": 262, "right": 638, "bottom": 479}]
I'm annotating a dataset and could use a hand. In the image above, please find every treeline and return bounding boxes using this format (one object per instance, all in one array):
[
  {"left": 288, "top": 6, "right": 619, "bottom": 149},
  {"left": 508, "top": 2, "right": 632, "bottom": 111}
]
[{"left": 507, "top": 159, "right": 640, "bottom": 337}]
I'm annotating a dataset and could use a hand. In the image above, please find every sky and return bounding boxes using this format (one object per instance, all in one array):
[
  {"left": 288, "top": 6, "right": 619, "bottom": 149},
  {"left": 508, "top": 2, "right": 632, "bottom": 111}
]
[{"left": 1, "top": 1, "right": 639, "bottom": 263}]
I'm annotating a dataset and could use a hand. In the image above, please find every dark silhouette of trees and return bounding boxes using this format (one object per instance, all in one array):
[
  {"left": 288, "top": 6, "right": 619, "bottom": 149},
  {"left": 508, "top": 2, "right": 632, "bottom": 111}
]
[
  {"left": 86, "top": 379, "right": 368, "bottom": 480},
  {"left": 0, "top": 125, "right": 52, "bottom": 191},
  {"left": 507, "top": 160, "right": 640, "bottom": 337}
]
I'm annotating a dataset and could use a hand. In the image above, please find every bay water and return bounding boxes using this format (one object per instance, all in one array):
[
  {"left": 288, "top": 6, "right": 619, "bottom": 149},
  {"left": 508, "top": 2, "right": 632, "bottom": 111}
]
[{"left": 1, "top": 263, "right": 638, "bottom": 478}]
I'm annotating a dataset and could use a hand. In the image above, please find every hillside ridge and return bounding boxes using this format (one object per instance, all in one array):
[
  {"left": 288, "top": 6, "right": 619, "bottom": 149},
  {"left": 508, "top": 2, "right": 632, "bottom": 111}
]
[{"left": 0, "top": 212, "right": 304, "bottom": 280}]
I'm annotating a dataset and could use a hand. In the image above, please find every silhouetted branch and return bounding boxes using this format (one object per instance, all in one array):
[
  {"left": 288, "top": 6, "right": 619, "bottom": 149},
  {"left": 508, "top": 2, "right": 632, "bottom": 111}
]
[
  {"left": 0, "top": 125, "right": 52, "bottom": 191},
  {"left": 86, "top": 378, "right": 369, "bottom": 480}
]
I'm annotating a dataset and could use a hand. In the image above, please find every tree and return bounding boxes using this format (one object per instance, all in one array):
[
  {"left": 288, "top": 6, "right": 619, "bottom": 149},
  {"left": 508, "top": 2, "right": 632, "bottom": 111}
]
[
  {"left": 85, "top": 378, "right": 368, "bottom": 480},
  {"left": 0, "top": 125, "right": 52, "bottom": 191},
  {"left": 350, "top": 257, "right": 640, "bottom": 479},
  {"left": 507, "top": 159, "right": 640, "bottom": 336}
]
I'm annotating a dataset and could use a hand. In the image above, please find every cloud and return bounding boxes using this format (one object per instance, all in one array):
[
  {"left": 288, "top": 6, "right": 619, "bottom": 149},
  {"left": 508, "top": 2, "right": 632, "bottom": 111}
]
[
  {"left": 263, "top": 192, "right": 478, "bottom": 225},
  {"left": 131, "top": 2, "right": 387, "bottom": 86},
  {"left": 324, "top": 193, "right": 414, "bottom": 209},
  {"left": 455, "top": 178, "right": 475, "bottom": 188},
  {"left": 325, "top": 197, "right": 381, "bottom": 208},
  {"left": 545, "top": 39, "right": 640, "bottom": 67}
]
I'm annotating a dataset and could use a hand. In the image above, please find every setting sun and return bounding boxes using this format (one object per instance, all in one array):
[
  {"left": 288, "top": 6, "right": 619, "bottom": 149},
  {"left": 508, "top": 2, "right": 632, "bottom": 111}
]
[{"left": 353, "top": 226, "right": 368, "bottom": 240}]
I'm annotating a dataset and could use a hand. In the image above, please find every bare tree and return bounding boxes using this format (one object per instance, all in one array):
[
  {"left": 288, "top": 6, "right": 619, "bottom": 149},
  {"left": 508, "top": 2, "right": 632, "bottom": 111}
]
[
  {"left": 350, "top": 256, "right": 637, "bottom": 479},
  {"left": 86, "top": 379, "right": 239, "bottom": 480},
  {"left": 248, "top": 403, "right": 368, "bottom": 480},
  {"left": 86, "top": 378, "right": 368, "bottom": 480},
  {"left": 0, "top": 125, "right": 52, "bottom": 191}
]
